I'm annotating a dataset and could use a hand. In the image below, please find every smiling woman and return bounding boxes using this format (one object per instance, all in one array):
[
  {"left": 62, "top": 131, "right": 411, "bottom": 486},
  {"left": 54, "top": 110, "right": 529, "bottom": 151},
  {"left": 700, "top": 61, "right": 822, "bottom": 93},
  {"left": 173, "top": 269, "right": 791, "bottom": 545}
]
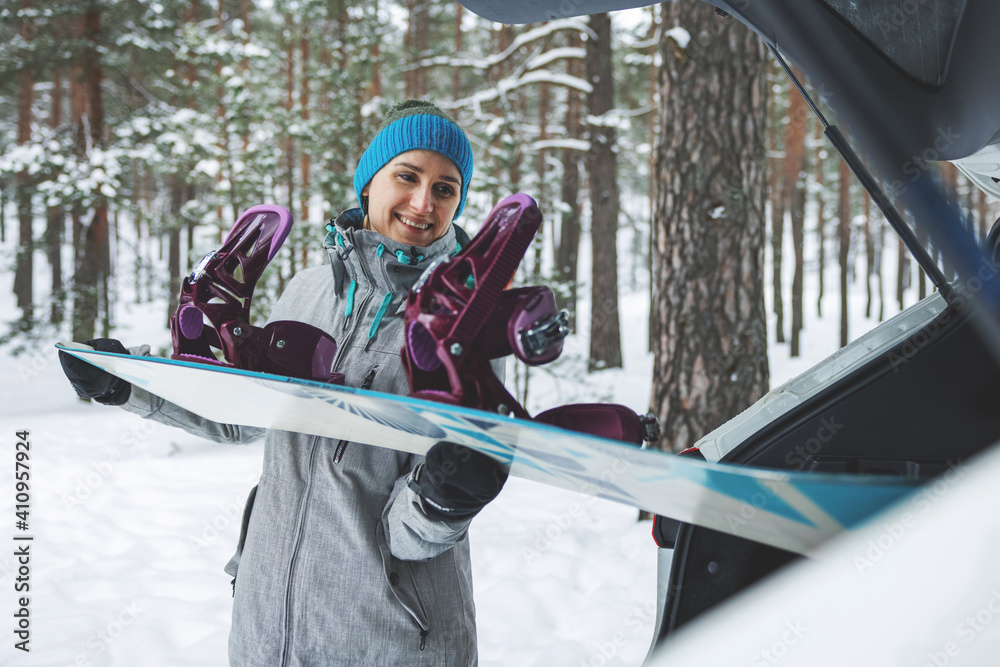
[
  {"left": 363, "top": 150, "right": 463, "bottom": 245},
  {"left": 354, "top": 99, "right": 474, "bottom": 226},
  {"left": 58, "top": 98, "right": 509, "bottom": 667}
]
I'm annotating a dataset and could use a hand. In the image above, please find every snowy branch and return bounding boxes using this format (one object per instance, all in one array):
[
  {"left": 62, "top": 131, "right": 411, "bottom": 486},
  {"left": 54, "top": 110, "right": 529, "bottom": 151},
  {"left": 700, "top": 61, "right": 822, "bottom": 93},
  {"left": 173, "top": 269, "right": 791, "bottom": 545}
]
[
  {"left": 586, "top": 106, "right": 654, "bottom": 129},
  {"left": 447, "top": 70, "right": 592, "bottom": 111},
  {"left": 524, "top": 47, "right": 585, "bottom": 72},
  {"left": 402, "top": 17, "right": 589, "bottom": 73},
  {"left": 531, "top": 138, "right": 590, "bottom": 152}
]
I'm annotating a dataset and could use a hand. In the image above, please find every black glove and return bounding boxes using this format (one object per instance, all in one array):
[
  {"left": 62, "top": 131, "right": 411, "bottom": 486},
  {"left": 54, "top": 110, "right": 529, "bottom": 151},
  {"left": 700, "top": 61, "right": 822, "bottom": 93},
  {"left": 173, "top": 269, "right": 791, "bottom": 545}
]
[
  {"left": 59, "top": 338, "right": 132, "bottom": 406},
  {"left": 410, "top": 442, "right": 508, "bottom": 521}
]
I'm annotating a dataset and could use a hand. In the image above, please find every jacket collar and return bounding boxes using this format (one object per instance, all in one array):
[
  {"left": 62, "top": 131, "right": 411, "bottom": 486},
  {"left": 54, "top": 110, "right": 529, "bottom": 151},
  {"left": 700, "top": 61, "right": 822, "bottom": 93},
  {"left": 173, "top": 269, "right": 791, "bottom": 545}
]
[{"left": 324, "top": 208, "right": 470, "bottom": 294}]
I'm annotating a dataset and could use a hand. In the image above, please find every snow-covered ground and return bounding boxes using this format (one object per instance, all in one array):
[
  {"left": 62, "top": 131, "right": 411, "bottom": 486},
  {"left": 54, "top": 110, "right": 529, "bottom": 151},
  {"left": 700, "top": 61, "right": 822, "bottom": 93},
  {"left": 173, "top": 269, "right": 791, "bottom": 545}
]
[{"left": 1, "top": 198, "right": 923, "bottom": 666}]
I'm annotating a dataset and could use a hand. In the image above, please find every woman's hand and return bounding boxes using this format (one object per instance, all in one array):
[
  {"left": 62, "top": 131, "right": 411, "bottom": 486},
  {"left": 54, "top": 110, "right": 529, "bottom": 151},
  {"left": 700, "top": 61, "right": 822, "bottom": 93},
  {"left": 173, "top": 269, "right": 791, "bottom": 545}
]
[
  {"left": 409, "top": 442, "right": 508, "bottom": 521},
  {"left": 59, "top": 339, "right": 132, "bottom": 405}
]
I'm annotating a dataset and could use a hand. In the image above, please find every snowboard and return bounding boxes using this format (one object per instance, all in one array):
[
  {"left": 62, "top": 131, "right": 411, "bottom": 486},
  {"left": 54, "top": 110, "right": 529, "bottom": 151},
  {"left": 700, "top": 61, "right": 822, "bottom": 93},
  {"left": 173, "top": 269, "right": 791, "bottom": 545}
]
[{"left": 56, "top": 341, "right": 921, "bottom": 555}]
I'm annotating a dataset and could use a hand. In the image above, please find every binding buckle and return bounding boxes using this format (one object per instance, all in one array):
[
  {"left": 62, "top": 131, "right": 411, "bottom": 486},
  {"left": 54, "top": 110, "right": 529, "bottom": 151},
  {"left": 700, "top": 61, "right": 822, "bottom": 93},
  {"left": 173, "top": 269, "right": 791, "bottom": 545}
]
[
  {"left": 520, "top": 310, "right": 570, "bottom": 361},
  {"left": 640, "top": 413, "right": 661, "bottom": 443},
  {"left": 187, "top": 250, "right": 218, "bottom": 284}
]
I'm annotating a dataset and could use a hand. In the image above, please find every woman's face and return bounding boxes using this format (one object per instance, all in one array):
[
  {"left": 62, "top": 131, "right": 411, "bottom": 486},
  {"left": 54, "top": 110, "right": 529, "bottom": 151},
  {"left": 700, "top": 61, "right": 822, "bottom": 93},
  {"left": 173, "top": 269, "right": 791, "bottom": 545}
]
[{"left": 362, "top": 149, "right": 462, "bottom": 246}]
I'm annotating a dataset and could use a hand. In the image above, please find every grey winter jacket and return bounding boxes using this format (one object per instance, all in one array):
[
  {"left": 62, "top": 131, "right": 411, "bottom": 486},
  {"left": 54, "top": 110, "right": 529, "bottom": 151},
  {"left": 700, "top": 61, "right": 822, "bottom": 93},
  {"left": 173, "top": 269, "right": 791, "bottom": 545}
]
[{"left": 121, "top": 209, "right": 500, "bottom": 666}]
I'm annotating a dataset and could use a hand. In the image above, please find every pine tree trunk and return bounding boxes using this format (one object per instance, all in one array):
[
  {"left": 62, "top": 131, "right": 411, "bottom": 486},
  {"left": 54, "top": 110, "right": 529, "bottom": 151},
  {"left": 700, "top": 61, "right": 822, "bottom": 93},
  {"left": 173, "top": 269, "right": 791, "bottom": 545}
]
[
  {"left": 284, "top": 12, "right": 297, "bottom": 265},
  {"left": 770, "top": 166, "right": 785, "bottom": 343},
  {"left": 14, "top": 11, "right": 35, "bottom": 320},
  {"left": 814, "top": 121, "right": 825, "bottom": 317},
  {"left": 183, "top": 1, "right": 202, "bottom": 84},
  {"left": 300, "top": 26, "right": 311, "bottom": 268},
  {"left": 978, "top": 189, "right": 989, "bottom": 243},
  {"left": 415, "top": 0, "right": 429, "bottom": 97},
  {"left": 71, "top": 9, "right": 109, "bottom": 342},
  {"left": 496, "top": 24, "right": 511, "bottom": 81},
  {"left": 403, "top": 0, "right": 413, "bottom": 96},
  {"left": 650, "top": 5, "right": 769, "bottom": 452},
  {"left": 784, "top": 69, "right": 807, "bottom": 357},
  {"left": 864, "top": 191, "right": 873, "bottom": 318},
  {"left": 767, "top": 62, "right": 784, "bottom": 344},
  {"left": 133, "top": 160, "right": 144, "bottom": 304},
  {"left": 781, "top": 68, "right": 809, "bottom": 357},
  {"left": 790, "top": 188, "right": 804, "bottom": 357},
  {"left": 47, "top": 67, "right": 64, "bottom": 325},
  {"left": 876, "top": 207, "right": 885, "bottom": 322},
  {"left": 241, "top": 0, "right": 251, "bottom": 38},
  {"left": 350, "top": 13, "right": 370, "bottom": 178},
  {"left": 917, "top": 225, "right": 927, "bottom": 300},
  {"left": 241, "top": 0, "right": 251, "bottom": 153},
  {"left": 69, "top": 27, "right": 86, "bottom": 271},
  {"left": 167, "top": 178, "right": 183, "bottom": 326},
  {"left": 964, "top": 171, "right": 975, "bottom": 239},
  {"left": 319, "top": 18, "right": 332, "bottom": 122},
  {"left": 103, "top": 208, "right": 115, "bottom": 336},
  {"left": 168, "top": 227, "right": 181, "bottom": 326},
  {"left": 940, "top": 162, "right": 958, "bottom": 281},
  {"left": 214, "top": 1, "right": 228, "bottom": 229},
  {"left": 366, "top": 5, "right": 382, "bottom": 99},
  {"left": 407, "top": 0, "right": 429, "bottom": 98},
  {"left": 838, "top": 157, "right": 850, "bottom": 347},
  {"left": 170, "top": 0, "right": 197, "bottom": 320},
  {"left": 555, "top": 32, "right": 582, "bottom": 331},
  {"left": 647, "top": 5, "right": 659, "bottom": 351},
  {"left": 452, "top": 4, "right": 463, "bottom": 99},
  {"left": 897, "top": 236, "right": 907, "bottom": 310},
  {"left": 533, "top": 79, "right": 549, "bottom": 279},
  {"left": 144, "top": 168, "right": 155, "bottom": 303},
  {"left": 586, "top": 13, "right": 622, "bottom": 371},
  {"left": 508, "top": 89, "right": 524, "bottom": 190}
]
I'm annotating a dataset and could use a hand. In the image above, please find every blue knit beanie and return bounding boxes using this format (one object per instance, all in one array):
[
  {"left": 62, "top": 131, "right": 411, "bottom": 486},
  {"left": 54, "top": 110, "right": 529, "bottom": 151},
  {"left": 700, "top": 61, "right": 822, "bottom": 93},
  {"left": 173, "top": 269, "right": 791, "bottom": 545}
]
[{"left": 354, "top": 100, "right": 474, "bottom": 220}]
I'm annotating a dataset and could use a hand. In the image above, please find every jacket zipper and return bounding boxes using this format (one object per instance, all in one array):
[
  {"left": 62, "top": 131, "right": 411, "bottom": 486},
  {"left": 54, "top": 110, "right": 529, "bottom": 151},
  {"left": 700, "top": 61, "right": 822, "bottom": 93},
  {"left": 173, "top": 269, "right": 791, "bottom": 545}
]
[
  {"left": 230, "top": 484, "right": 259, "bottom": 597},
  {"left": 280, "top": 437, "right": 320, "bottom": 666},
  {"left": 364, "top": 258, "right": 400, "bottom": 353},
  {"left": 331, "top": 231, "right": 377, "bottom": 373},
  {"left": 405, "top": 560, "right": 433, "bottom": 651},
  {"left": 333, "top": 364, "right": 380, "bottom": 463},
  {"left": 333, "top": 287, "right": 375, "bottom": 370}
]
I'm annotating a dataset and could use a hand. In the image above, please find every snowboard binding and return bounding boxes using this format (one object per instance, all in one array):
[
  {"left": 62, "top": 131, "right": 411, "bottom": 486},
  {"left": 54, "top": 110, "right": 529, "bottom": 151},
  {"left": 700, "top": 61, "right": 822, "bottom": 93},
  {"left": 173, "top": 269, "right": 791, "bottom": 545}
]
[
  {"left": 402, "top": 194, "right": 557, "bottom": 417},
  {"left": 170, "top": 204, "right": 343, "bottom": 384},
  {"left": 402, "top": 193, "right": 659, "bottom": 446}
]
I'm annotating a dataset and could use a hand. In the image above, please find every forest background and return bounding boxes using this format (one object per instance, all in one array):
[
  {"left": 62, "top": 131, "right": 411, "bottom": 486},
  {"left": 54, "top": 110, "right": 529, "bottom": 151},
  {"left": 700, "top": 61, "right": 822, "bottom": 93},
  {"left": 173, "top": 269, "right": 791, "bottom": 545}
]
[{"left": 2, "top": 0, "right": 997, "bottom": 453}]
